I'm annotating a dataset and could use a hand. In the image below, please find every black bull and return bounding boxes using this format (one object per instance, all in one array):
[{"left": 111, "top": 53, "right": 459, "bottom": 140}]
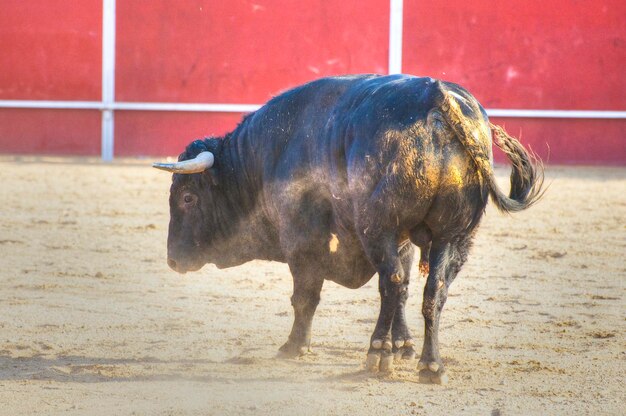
[{"left": 153, "top": 74, "right": 543, "bottom": 384}]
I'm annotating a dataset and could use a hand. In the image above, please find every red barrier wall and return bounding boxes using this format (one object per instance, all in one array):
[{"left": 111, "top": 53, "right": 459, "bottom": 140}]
[
  {"left": 0, "top": 109, "right": 101, "bottom": 155},
  {"left": 0, "top": 0, "right": 624, "bottom": 163},
  {"left": 0, "top": 1, "right": 102, "bottom": 100},
  {"left": 114, "top": 0, "right": 389, "bottom": 156},
  {"left": 403, "top": 0, "right": 626, "bottom": 164},
  {"left": 404, "top": 0, "right": 625, "bottom": 110},
  {"left": 0, "top": 1, "right": 102, "bottom": 154}
]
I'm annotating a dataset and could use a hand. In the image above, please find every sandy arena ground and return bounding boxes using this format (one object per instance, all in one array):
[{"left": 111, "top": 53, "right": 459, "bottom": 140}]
[{"left": 0, "top": 157, "right": 624, "bottom": 415}]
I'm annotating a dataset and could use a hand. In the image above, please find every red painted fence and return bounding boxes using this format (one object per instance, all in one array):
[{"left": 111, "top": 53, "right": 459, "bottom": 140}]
[{"left": 0, "top": 0, "right": 624, "bottom": 163}]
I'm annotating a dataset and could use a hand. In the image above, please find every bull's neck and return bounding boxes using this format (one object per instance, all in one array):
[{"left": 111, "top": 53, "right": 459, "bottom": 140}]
[
  {"left": 217, "top": 131, "right": 261, "bottom": 213},
  {"left": 205, "top": 132, "right": 278, "bottom": 266}
]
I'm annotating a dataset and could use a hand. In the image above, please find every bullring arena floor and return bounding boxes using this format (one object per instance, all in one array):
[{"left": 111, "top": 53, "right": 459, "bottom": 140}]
[{"left": 0, "top": 156, "right": 624, "bottom": 415}]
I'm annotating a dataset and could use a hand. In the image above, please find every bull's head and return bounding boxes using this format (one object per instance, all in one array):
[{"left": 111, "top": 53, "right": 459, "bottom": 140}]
[{"left": 153, "top": 145, "right": 216, "bottom": 274}]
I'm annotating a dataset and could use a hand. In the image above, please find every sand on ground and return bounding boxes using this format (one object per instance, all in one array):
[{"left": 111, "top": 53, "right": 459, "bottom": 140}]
[{"left": 0, "top": 157, "right": 624, "bottom": 415}]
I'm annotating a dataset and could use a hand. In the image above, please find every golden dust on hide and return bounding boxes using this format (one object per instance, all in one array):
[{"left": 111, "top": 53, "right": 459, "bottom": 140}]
[
  {"left": 443, "top": 152, "right": 474, "bottom": 189},
  {"left": 447, "top": 165, "right": 464, "bottom": 187},
  {"left": 329, "top": 233, "right": 339, "bottom": 253},
  {"left": 419, "top": 162, "right": 441, "bottom": 191},
  {"left": 441, "top": 94, "right": 493, "bottom": 181},
  {"left": 395, "top": 125, "right": 440, "bottom": 192}
]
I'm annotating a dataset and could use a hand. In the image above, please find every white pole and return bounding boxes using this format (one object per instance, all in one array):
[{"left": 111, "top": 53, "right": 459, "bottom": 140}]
[
  {"left": 485, "top": 109, "right": 626, "bottom": 119},
  {"left": 0, "top": 100, "right": 624, "bottom": 119},
  {"left": 389, "top": 0, "right": 404, "bottom": 74},
  {"left": 102, "top": 0, "right": 116, "bottom": 161},
  {"left": 112, "top": 102, "right": 261, "bottom": 113}
]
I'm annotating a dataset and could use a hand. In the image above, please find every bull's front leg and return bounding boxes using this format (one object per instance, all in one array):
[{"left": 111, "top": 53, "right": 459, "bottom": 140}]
[{"left": 278, "top": 262, "right": 324, "bottom": 358}]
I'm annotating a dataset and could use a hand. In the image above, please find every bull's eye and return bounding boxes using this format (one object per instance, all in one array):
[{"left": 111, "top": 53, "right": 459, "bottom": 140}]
[{"left": 183, "top": 193, "right": 196, "bottom": 204}]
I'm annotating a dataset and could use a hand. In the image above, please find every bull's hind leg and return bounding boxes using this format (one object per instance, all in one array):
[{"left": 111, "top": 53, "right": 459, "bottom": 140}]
[
  {"left": 391, "top": 242, "right": 417, "bottom": 361},
  {"left": 359, "top": 231, "right": 411, "bottom": 373},
  {"left": 418, "top": 237, "right": 471, "bottom": 384},
  {"left": 391, "top": 227, "right": 432, "bottom": 361}
]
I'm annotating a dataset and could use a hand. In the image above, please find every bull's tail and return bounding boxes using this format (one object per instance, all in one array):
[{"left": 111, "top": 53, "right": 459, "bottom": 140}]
[{"left": 436, "top": 87, "right": 545, "bottom": 213}]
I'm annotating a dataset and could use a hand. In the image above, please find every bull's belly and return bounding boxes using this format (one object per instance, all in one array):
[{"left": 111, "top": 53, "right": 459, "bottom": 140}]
[
  {"left": 320, "top": 234, "right": 376, "bottom": 289},
  {"left": 326, "top": 259, "right": 376, "bottom": 289}
]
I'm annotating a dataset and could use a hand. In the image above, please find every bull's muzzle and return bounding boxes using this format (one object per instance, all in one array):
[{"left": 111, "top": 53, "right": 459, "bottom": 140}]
[{"left": 167, "top": 258, "right": 184, "bottom": 274}]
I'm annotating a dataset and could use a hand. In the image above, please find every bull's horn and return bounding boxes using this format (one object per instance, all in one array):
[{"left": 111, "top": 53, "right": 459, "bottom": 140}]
[{"left": 152, "top": 151, "right": 214, "bottom": 174}]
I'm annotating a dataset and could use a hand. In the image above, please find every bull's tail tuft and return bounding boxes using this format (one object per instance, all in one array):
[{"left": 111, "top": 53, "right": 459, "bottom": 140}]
[
  {"left": 436, "top": 87, "right": 545, "bottom": 213},
  {"left": 488, "top": 123, "right": 545, "bottom": 212}
]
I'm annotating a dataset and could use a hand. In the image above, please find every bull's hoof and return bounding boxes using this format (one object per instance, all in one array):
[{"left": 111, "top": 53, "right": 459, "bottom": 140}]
[
  {"left": 277, "top": 341, "right": 307, "bottom": 358},
  {"left": 365, "top": 351, "right": 381, "bottom": 371},
  {"left": 393, "top": 338, "right": 416, "bottom": 361},
  {"left": 366, "top": 338, "right": 394, "bottom": 373},
  {"left": 394, "top": 346, "right": 416, "bottom": 361},
  {"left": 366, "top": 350, "right": 394, "bottom": 373},
  {"left": 417, "top": 360, "right": 448, "bottom": 385}
]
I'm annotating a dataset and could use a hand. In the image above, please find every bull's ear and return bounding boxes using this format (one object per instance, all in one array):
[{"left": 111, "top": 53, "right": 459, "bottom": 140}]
[{"left": 204, "top": 167, "right": 220, "bottom": 186}]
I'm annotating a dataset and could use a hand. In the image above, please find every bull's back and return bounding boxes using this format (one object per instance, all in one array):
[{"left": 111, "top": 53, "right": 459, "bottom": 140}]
[
  {"left": 240, "top": 74, "right": 488, "bottom": 258},
  {"left": 245, "top": 74, "right": 469, "bottom": 174}
]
